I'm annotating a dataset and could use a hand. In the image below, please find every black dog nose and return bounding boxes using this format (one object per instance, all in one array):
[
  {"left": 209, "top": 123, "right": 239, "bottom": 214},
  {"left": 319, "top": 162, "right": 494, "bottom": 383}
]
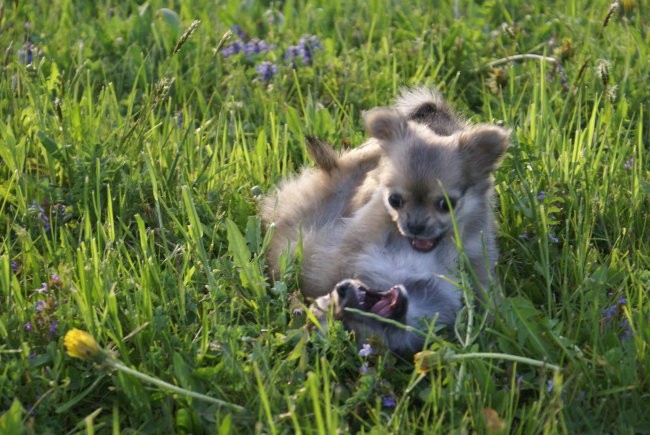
[
  {"left": 335, "top": 281, "right": 353, "bottom": 298},
  {"left": 407, "top": 221, "right": 426, "bottom": 235}
]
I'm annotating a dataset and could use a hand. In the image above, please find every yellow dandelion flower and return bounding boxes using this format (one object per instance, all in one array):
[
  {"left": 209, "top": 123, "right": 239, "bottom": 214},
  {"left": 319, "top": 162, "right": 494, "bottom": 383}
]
[
  {"left": 483, "top": 407, "right": 507, "bottom": 433},
  {"left": 414, "top": 349, "right": 445, "bottom": 374},
  {"left": 64, "top": 328, "right": 102, "bottom": 361}
]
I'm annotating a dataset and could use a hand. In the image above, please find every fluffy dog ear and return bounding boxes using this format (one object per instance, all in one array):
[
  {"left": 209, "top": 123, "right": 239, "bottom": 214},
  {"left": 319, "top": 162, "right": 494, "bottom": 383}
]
[
  {"left": 363, "top": 108, "right": 409, "bottom": 145},
  {"left": 305, "top": 136, "right": 339, "bottom": 173},
  {"left": 458, "top": 124, "right": 510, "bottom": 177}
]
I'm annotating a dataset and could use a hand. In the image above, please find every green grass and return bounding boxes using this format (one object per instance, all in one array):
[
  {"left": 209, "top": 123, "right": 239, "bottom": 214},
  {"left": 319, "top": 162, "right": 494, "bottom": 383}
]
[{"left": 1, "top": 0, "right": 648, "bottom": 432}]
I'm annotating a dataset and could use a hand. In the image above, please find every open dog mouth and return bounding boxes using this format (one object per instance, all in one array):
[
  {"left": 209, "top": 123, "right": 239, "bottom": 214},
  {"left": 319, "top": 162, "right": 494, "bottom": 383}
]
[
  {"left": 355, "top": 285, "right": 403, "bottom": 317},
  {"left": 408, "top": 235, "right": 442, "bottom": 252},
  {"left": 335, "top": 280, "right": 408, "bottom": 320}
]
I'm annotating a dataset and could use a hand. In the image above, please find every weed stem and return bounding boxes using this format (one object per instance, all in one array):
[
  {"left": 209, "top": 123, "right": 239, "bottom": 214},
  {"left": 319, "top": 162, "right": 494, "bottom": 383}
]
[
  {"left": 343, "top": 308, "right": 429, "bottom": 338},
  {"left": 478, "top": 54, "right": 559, "bottom": 72},
  {"left": 450, "top": 352, "right": 561, "bottom": 371},
  {"left": 105, "top": 359, "right": 245, "bottom": 412}
]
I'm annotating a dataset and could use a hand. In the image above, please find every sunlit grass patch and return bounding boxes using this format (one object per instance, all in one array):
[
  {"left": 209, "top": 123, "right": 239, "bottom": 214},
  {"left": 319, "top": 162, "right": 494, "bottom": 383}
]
[{"left": 0, "top": 0, "right": 648, "bottom": 432}]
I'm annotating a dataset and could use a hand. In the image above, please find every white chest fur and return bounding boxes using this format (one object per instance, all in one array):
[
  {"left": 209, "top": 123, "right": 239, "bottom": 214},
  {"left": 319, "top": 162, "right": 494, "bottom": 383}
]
[{"left": 352, "top": 236, "right": 459, "bottom": 290}]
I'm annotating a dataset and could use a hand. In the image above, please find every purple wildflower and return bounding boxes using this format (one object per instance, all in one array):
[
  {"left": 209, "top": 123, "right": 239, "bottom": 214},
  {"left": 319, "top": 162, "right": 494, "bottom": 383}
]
[
  {"left": 601, "top": 305, "right": 617, "bottom": 323},
  {"left": 619, "top": 318, "right": 632, "bottom": 340},
  {"left": 601, "top": 294, "right": 633, "bottom": 339},
  {"left": 17, "top": 39, "right": 43, "bottom": 66},
  {"left": 284, "top": 45, "right": 303, "bottom": 63},
  {"left": 18, "top": 43, "right": 35, "bottom": 65},
  {"left": 546, "top": 379, "right": 554, "bottom": 392},
  {"left": 36, "top": 282, "right": 48, "bottom": 294},
  {"left": 624, "top": 157, "right": 634, "bottom": 170},
  {"left": 255, "top": 61, "right": 278, "bottom": 81},
  {"left": 548, "top": 233, "right": 559, "bottom": 243},
  {"left": 230, "top": 25, "right": 247, "bottom": 39},
  {"left": 382, "top": 394, "right": 396, "bottom": 408},
  {"left": 298, "top": 34, "right": 322, "bottom": 60},
  {"left": 25, "top": 322, "right": 33, "bottom": 332},
  {"left": 299, "top": 34, "right": 322, "bottom": 50},
  {"left": 20, "top": 49, "right": 33, "bottom": 65},
  {"left": 537, "top": 191, "right": 546, "bottom": 201},
  {"left": 285, "top": 34, "right": 322, "bottom": 66},
  {"left": 11, "top": 261, "right": 19, "bottom": 273},
  {"left": 243, "top": 38, "right": 269, "bottom": 57},
  {"left": 49, "top": 321, "right": 58, "bottom": 335},
  {"left": 50, "top": 274, "right": 61, "bottom": 286},
  {"left": 516, "top": 374, "right": 524, "bottom": 388},
  {"left": 601, "top": 295, "right": 627, "bottom": 323},
  {"left": 221, "top": 40, "right": 244, "bottom": 58},
  {"left": 35, "top": 300, "right": 46, "bottom": 312},
  {"left": 359, "top": 362, "right": 369, "bottom": 375},
  {"left": 359, "top": 343, "right": 374, "bottom": 357},
  {"left": 29, "top": 203, "right": 51, "bottom": 233}
]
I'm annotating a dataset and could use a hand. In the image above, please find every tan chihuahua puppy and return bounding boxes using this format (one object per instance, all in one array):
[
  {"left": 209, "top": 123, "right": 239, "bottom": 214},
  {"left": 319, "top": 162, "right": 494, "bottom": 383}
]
[{"left": 262, "top": 88, "right": 509, "bottom": 355}]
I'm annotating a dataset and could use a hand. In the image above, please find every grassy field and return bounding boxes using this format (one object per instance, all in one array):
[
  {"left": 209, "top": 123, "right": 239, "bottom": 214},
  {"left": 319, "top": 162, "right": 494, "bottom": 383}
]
[{"left": 1, "top": 0, "right": 648, "bottom": 432}]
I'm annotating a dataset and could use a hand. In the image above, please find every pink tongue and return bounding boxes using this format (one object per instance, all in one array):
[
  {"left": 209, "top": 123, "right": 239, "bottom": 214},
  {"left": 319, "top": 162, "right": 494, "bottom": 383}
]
[
  {"left": 412, "top": 238, "right": 434, "bottom": 251},
  {"left": 371, "top": 299, "right": 393, "bottom": 317},
  {"left": 368, "top": 287, "right": 399, "bottom": 317}
]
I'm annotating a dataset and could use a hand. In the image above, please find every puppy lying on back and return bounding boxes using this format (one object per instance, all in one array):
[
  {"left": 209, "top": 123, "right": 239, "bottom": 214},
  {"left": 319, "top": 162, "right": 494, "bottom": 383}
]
[{"left": 261, "top": 88, "right": 509, "bottom": 355}]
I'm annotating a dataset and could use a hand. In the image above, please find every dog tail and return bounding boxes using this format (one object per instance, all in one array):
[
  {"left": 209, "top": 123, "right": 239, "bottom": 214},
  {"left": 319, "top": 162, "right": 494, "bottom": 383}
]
[
  {"left": 394, "top": 87, "right": 465, "bottom": 136},
  {"left": 305, "top": 136, "right": 339, "bottom": 172}
]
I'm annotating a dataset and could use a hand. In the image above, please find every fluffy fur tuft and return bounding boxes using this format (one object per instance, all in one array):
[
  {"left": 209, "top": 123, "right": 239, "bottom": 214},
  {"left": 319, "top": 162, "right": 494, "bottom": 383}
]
[{"left": 394, "top": 87, "right": 466, "bottom": 136}]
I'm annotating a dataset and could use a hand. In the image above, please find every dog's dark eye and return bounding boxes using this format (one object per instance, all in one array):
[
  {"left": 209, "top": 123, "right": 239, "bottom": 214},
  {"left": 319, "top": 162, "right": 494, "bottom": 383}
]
[
  {"left": 435, "top": 197, "right": 456, "bottom": 212},
  {"left": 388, "top": 193, "right": 404, "bottom": 209}
]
